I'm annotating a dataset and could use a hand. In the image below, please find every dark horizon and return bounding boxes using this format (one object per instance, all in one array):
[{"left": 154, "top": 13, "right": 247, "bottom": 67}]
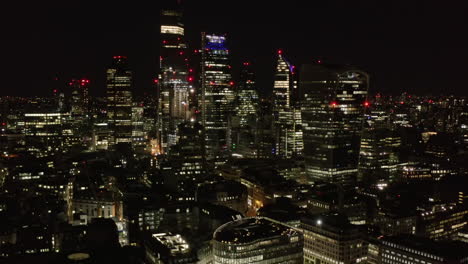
[{"left": 2, "top": 0, "right": 468, "bottom": 97}]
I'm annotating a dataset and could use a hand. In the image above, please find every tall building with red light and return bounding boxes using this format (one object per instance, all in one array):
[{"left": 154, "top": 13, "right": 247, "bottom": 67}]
[
  {"left": 357, "top": 95, "right": 401, "bottom": 186},
  {"left": 235, "top": 62, "right": 258, "bottom": 127},
  {"left": 200, "top": 33, "right": 234, "bottom": 163},
  {"left": 159, "top": 2, "right": 190, "bottom": 152},
  {"left": 69, "top": 78, "right": 90, "bottom": 119},
  {"left": 106, "top": 56, "right": 133, "bottom": 146},
  {"left": 273, "top": 50, "right": 291, "bottom": 113},
  {"left": 300, "top": 64, "right": 368, "bottom": 186},
  {"left": 272, "top": 50, "right": 303, "bottom": 158},
  {"left": 230, "top": 62, "right": 259, "bottom": 158}
]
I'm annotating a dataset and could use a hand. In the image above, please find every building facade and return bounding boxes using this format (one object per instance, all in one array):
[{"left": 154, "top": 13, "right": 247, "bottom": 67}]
[
  {"left": 300, "top": 64, "right": 368, "bottom": 186},
  {"left": 200, "top": 33, "right": 234, "bottom": 164},
  {"left": 106, "top": 56, "right": 133, "bottom": 146},
  {"left": 158, "top": 3, "right": 191, "bottom": 152},
  {"left": 301, "top": 213, "right": 368, "bottom": 264},
  {"left": 212, "top": 217, "right": 303, "bottom": 264},
  {"left": 273, "top": 50, "right": 303, "bottom": 158}
]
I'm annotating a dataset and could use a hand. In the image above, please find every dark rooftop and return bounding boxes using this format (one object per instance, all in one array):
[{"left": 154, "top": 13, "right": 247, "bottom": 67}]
[
  {"left": 382, "top": 235, "right": 468, "bottom": 260},
  {"left": 213, "top": 217, "right": 297, "bottom": 244},
  {"left": 301, "top": 212, "right": 361, "bottom": 235}
]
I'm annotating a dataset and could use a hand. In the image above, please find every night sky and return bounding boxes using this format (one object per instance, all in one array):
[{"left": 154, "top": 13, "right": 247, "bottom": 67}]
[{"left": 2, "top": 0, "right": 467, "bottom": 97}]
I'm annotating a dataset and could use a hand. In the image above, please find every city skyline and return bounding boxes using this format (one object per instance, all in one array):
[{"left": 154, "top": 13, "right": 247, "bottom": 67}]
[
  {"left": 1, "top": 1, "right": 468, "bottom": 263},
  {"left": 2, "top": 0, "right": 468, "bottom": 97}
]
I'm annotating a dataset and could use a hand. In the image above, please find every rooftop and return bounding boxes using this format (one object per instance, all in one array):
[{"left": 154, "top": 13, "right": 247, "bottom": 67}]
[
  {"left": 213, "top": 217, "right": 298, "bottom": 244},
  {"left": 152, "top": 233, "right": 190, "bottom": 255},
  {"left": 301, "top": 212, "right": 361, "bottom": 235},
  {"left": 382, "top": 235, "right": 468, "bottom": 260}
]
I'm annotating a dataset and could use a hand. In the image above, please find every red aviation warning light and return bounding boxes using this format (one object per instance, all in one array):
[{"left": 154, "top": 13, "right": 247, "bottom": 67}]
[
  {"left": 153, "top": 79, "right": 159, "bottom": 84},
  {"left": 80, "top": 79, "right": 89, "bottom": 86},
  {"left": 229, "top": 81, "right": 234, "bottom": 86},
  {"left": 330, "top": 101, "right": 338, "bottom": 107},
  {"left": 188, "top": 77, "right": 194, "bottom": 82},
  {"left": 364, "top": 101, "right": 370, "bottom": 107},
  {"left": 278, "top": 49, "right": 283, "bottom": 55}
]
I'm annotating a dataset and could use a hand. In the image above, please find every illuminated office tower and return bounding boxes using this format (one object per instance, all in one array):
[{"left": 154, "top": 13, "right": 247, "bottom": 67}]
[
  {"left": 212, "top": 217, "right": 303, "bottom": 264},
  {"left": 69, "top": 78, "right": 90, "bottom": 120},
  {"left": 200, "top": 33, "right": 234, "bottom": 163},
  {"left": 365, "top": 94, "right": 391, "bottom": 129},
  {"left": 131, "top": 105, "right": 146, "bottom": 149},
  {"left": 231, "top": 62, "right": 259, "bottom": 158},
  {"left": 159, "top": 2, "right": 191, "bottom": 152},
  {"left": 272, "top": 50, "right": 302, "bottom": 158},
  {"left": 236, "top": 62, "right": 258, "bottom": 127},
  {"left": 20, "top": 112, "right": 70, "bottom": 157},
  {"left": 255, "top": 100, "right": 275, "bottom": 159},
  {"left": 273, "top": 50, "right": 291, "bottom": 115},
  {"left": 458, "top": 101, "right": 468, "bottom": 150},
  {"left": 162, "top": 121, "right": 207, "bottom": 199},
  {"left": 300, "top": 64, "right": 368, "bottom": 186},
  {"left": 358, "top": 128, "right": 401, "bottom": 186},
  {"left": 106, "top": 56, "right": 133, "bottom": 146},
  {"left": 301, "top": 213, "right": 368, "bottom": 264},
  {"left": 275, "top": 108, "right": 304, "bottom": 158}
]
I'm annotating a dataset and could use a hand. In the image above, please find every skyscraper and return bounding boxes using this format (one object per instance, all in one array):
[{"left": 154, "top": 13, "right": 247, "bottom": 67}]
[
  {"left": 158, "top": 2, "right": 191, "bottom": 152},
  {"left": 236, "top": 62, "right": 258, "bottom": 127},
  {"left": 69, "top": 78, "right": 90, "bottom": 119},
  {"left": 273, "top": 50, "right": 291, "bottom": 115},
  {"left": 161, "top": 121, "right": 207, "bottom": 199},
  {"left": 272, "top": 50, "right": 303, "bottom": 158},
  {"left": 200, "top": 33, "right": 234, "bottom": 163},
  {"left": 255, "top": 100, "right": 276, "bottom": 159},
  {"left": 106, "top": 56, "right": 133, "bottom": 146},
  {"left": 358, "top": 128, "right": 401, "bottom": 186},
  {"left": 300, "top": 64, "right": 368, "bottom": 186},
  {"left": 231, "top": 62, "right": 259, "bottom": 158}
]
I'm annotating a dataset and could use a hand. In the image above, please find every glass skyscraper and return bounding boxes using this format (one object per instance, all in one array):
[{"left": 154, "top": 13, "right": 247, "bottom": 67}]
[
  {"left": 106, "top": 56, "right": 133, "bottom": 146},
  {"left": 159, "top": 3, "right": 190, "bottom": 152},
  {"left": 236, "top": 62, "right": 258, "bottom": 127},
  {"left": 200, "top": 33, "right": 234, "bottom": 163},
  {"left": 300, "top": 64, "right": 368, "bottom": 186},
  {"left": 69, "top": 78, "right": 89, "bottom": 119},
  {"left": 230, "top": 62, "right": 259, "bottom": 158},
  {"left": 273, "top": 50, "right": 303, "bottom": 158}
]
